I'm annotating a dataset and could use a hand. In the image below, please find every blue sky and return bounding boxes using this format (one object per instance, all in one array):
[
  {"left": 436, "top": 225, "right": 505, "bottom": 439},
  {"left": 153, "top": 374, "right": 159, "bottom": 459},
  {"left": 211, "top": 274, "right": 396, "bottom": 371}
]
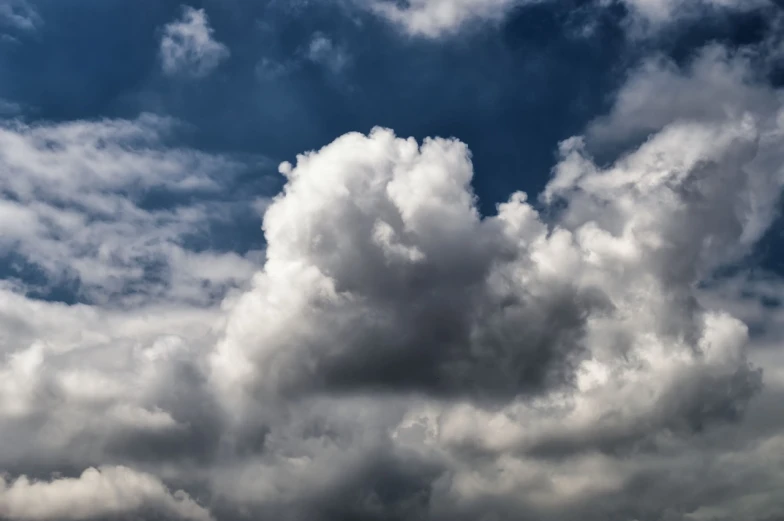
[
  {"left": 2, "top": 1, "right": 784, "bottom": 521},
  {"left": 2, "top": 1, "right": 770, "bottom": 204},
  {"left": 2, "top": 0, "right": 777, "bottom": 258}
]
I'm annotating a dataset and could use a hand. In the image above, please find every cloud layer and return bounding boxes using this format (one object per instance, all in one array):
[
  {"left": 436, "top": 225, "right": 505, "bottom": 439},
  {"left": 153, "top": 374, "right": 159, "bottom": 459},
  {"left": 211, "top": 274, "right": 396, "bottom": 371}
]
[
  {"left": 0, "top": 466, "right": 212, "bottom": 521},
  {"left": 1, "top": 6, "right": 784, "bottom": 521},
  {"left": 0, "top": 114, "right": 259, "bottom": 305}
]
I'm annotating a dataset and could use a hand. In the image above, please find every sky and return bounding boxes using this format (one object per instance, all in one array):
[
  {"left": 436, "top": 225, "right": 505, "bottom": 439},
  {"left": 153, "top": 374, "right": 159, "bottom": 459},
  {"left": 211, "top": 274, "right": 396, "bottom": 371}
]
[{"left": 1, "top": 0, "right": 784, "bottom": 520}]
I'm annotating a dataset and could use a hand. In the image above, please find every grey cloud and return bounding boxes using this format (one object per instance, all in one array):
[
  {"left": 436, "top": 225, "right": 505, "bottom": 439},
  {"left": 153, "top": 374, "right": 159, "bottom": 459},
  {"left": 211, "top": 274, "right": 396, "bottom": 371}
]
[
  {"left": 213, "top": 108, "right": 771, "bottom": 435},
  {"left": 201, "top": 38, "right": 784, "bottom": 521},
  {"left": 0, "top": 466, "right": 213, "bottom": 521},
  {"left": 0, "top": 114, "right": 258, "bottom": 520},
  {"left": 3, "top": 26, "right": 784, "bottom": 521},
  {"left": 0, "top": 287, "right": 226, "bottom": 476},
  {"left": 211, "top": 131, "right": 610, "bottom": 401}
]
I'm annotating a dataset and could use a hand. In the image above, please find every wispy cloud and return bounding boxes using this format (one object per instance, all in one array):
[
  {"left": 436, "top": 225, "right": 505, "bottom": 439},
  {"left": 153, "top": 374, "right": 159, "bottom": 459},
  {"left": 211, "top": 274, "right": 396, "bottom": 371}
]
[
  {"left": 255, "top": 32, "right": 351, "bottom": 82},
  {"left": 160, "top": 6, "right": 230, "bottom": 78},
  {"left": 0, "top": 0, "right": 41, "bottom": 32},
  {"left": 366, "top": 0, "right": 771, "bottom": 38},
  {"left": 0, "top": 114, "right": 260, "bottom": 306},
  {"left": 306, "top": 34, "right": 351, "bottom": 75}
]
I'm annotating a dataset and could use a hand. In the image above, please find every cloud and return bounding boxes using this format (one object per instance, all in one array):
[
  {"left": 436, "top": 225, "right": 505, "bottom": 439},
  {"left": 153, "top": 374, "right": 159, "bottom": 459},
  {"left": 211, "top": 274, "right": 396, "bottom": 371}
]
[
  {"left": 619, "top": 0, "right": 768, "bottom": 25},
  {"left": 364, "top": 0, "right": 771, "bottom": 37},
  {"left": 160, "top": 6, "right": 230, "bottom": 78},
  {"left": 0, "top": 98, "right": 21, "bottom": 115},
  {"left": 0, "top": 466, "right": 213, "bottom": 521},
  {"left": 368, "top": 0, "right": 524, "bottom": 37},
  {"left": 203, "top": 40, "right": 784, "bottom": 520},
  {"left": 586, "top": 45, "right": 782, "bottom": 148},
  {"left": 0, "top": 113, "right": 263, "bottom": 484},
  {"left": 212, "top": 129, "right": 609, "bottom": 401},
  {"left": 0, "top": 0, "right": 41, "bottom": 32},
  {"left": 0, "top": 114, "right": 260, "bottom": 306},
  {"left": 307, "top": 34, "right": 350, "bottom": 75},
  {"left": 3, "top": 28, "right": 784, "bottom": 521},
  {"left": 211, "top": 77, "right": 775, "bottom": 425},
  {"left": 255, "top": 32, "right": 350, "bottom": 82}
]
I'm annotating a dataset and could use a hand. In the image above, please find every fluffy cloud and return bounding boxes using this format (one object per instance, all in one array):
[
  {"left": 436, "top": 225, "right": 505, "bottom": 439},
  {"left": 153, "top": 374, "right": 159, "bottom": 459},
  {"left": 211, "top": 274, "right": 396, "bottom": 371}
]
[
  {"left": 207, "top": 42, "right": 784, "bottom": 520},
  {"left": 160, "top": 7, "right": 229, "bottom": 78},
  {"left": 212, "top": 83, "right": 775, "bottom": 424},
  {"left": 212, "top": 129, "right": 608, "bottom": 401},
  {"left": 3, "top": 31, "right": 784, "bottom": 521},
  {"left": 587, "top": 45, "right": 782, "bottom": 147},
  {"left": 0, "top": 283, "right": 226, "bottom": 472},
  {"left": 0, "top": 466, "right": 213, "bottom": 521},
  {"left": 0, "top": 114, "right": 265, "bottom": 494}
]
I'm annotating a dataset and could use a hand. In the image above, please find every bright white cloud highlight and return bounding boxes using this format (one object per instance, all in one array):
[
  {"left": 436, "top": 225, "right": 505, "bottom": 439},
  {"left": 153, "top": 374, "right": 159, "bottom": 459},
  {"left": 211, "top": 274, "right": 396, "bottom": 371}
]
[{"left": 370, "top": 0, "right": 522, "bottom": 37}]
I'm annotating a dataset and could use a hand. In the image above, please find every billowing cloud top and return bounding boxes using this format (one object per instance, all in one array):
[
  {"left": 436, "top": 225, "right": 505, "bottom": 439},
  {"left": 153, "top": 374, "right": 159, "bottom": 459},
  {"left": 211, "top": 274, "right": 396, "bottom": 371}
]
[{"left": 1, "top": 1, "right": 784, "bottom": 521}]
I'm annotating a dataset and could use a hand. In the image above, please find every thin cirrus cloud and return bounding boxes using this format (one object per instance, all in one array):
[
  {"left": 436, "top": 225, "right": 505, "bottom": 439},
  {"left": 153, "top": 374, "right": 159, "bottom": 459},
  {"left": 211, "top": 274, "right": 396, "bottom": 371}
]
[{"left": 159, "top": 6, "right": 230, "bottom": 78}]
